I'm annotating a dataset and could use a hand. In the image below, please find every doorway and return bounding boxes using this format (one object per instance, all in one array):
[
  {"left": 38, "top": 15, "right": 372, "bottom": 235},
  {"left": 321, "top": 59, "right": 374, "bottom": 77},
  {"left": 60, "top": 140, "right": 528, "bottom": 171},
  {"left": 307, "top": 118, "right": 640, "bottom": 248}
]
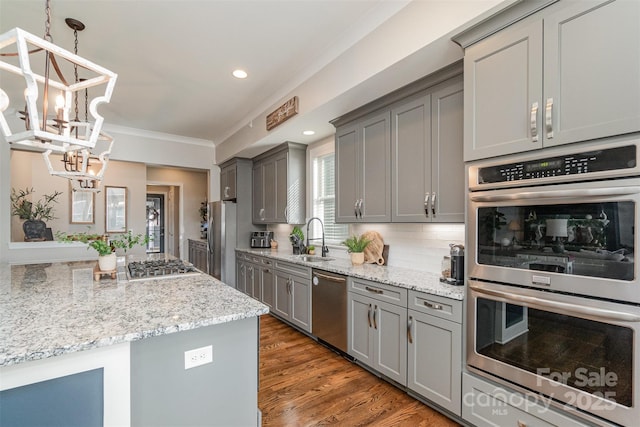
[{"left": 146, "top": 194, "right": 164, "bottom": 253}]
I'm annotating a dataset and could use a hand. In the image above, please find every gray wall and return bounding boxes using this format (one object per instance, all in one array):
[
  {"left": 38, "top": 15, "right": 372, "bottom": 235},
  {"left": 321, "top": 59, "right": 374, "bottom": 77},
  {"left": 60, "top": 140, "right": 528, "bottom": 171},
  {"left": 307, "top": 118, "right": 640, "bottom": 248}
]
[{"left": 130, "top": 317, "right": 260, "bottom": 427}]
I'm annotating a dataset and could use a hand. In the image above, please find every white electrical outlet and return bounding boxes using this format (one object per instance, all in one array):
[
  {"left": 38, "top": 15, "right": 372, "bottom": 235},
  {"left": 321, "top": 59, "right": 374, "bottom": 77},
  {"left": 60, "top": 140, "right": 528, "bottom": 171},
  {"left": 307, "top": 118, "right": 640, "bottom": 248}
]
[{"left": 184, "top": 345, "right": 213, "bottom": 370}]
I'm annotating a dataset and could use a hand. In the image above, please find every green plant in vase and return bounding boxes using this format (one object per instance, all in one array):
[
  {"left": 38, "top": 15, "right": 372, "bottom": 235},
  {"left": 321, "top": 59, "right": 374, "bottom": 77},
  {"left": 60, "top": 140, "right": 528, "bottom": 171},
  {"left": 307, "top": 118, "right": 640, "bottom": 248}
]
[{"left": 342, "top": 234, "right": 370, "bottom": 265}]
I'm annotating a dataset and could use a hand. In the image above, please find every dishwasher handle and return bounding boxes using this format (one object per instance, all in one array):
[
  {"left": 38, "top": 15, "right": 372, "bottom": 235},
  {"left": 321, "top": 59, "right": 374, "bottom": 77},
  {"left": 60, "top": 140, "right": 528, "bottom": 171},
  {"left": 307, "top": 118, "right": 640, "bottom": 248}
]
[{"left": 313, "top": 271, "right": 347, "bottom": 283}]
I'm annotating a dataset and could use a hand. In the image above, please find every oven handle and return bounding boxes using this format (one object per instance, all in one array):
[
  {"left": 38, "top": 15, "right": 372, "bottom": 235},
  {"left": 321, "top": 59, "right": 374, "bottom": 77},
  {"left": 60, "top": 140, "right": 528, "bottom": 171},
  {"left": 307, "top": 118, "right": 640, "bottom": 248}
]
[
  {"left": 469, "top": 186, "right": 640, "bottom": 202},
  {"left": 469, "top": 283, "right": 640, "bottom": 322}
]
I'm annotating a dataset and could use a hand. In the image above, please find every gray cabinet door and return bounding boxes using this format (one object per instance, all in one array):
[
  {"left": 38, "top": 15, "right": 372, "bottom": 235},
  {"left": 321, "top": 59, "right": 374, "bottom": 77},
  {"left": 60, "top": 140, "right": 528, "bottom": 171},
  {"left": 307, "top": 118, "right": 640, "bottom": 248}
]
[
  {"left": 348, "top": 293, "right": 374, "bottom": 366},
  {"left": 235, "top": 259, "right": 246, "bottom": 294},
  {"left": 464, "top": 20, "right": 543, "bottom": 161},
  {"left": 360, "top": 111, "right": 391, "bottom": 222},
  {"left": 408, "top": 309, "right": 462, "bottom": 416},
  {"left": 391, "top": 93, "right": 431, "bottom": 223},
  {"left": 248, "top": 263, "right": 261, "bottom": 300},
  {"left": 543, "top": 0, "right": 640, "bottom": 148},
  {"left": 431, "top": 78, "right": 464, "bottom": 223},
  {"left": 274, "top": 153, "right": 288, "bottom": 223},
  {"left": 263, "top": 160, "right": 277, "bottom": 222},
  {"left": 373, "top": 299, "right": 407, "bottom": 386},
  {"left": 335, "top": 124, "right": 359, "bottom": 223},
  {"left": 260, "top": 266, "right": 275, "bottom": 309},
  {"left": 252, "top": 164, "right": 264, "bottom": 223},
  {"left": 289, "top": 275, "right": 311, "bottom": 332},
  {"left": 273, "top": 270, "right": 292, "bottom": 319},
  {"left": 220, "top": 164, "right": 236, "bottom": 201}
]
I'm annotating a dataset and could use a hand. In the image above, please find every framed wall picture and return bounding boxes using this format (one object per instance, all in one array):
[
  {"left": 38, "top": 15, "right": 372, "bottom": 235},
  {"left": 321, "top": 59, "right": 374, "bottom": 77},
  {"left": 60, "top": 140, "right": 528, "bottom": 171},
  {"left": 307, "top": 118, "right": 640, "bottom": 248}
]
[
  {"left": 70, "top": 189, "right": 95, "bottom": 224},
  {"left": 105, "top": 186, "right": 127, "bottom": 233}
]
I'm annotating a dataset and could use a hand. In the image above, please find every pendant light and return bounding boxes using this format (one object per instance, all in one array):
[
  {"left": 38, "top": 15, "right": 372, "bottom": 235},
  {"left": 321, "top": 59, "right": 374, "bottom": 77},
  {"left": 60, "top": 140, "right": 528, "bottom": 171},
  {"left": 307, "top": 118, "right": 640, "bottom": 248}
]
[
  {"left": 0, "top": 0, "right": 117, "bottom": 153},
  {"left": 40, "top": 17, "right": 113, "bottom": 192}
]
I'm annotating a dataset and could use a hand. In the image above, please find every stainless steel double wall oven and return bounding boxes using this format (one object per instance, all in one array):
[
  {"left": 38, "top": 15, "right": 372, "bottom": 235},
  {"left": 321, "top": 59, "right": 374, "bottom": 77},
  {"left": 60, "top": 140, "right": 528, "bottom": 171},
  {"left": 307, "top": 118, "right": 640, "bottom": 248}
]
[{"left": 466, "top": 138, "right": 640, "bottom": 426}]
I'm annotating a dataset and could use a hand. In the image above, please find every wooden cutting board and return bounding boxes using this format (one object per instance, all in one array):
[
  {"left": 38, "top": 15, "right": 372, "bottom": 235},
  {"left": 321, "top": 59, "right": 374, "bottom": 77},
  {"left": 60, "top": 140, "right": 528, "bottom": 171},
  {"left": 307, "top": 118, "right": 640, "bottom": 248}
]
[{"left": 362, "top": 231, "right": 385, "bottom": 265}]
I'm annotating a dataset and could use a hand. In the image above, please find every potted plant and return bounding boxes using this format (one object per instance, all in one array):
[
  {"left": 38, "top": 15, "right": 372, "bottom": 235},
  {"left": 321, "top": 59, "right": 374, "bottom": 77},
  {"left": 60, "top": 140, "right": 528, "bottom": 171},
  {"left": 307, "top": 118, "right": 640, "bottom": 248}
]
[
  {"left": 289, "top": 226, "right": 305, "bottom": 254},
  {"left": 342, "top": 234, "right": 370, "bottom": 265},
  {"left": 87, "top": 238, "right": 117, "bottom": 272},
  {"left": 307, "top": 245, "right": 316, "bottom": 255},
  {"left": 11, "top": 187, "right": 62, "bottom": 241}
]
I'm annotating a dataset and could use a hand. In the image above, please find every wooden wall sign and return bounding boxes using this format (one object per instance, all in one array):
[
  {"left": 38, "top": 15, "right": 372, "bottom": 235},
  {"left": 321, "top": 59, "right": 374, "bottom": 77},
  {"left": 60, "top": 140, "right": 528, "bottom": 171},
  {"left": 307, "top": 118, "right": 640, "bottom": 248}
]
[{"left": 266, "top": 96, "right": 298, "bottom": 131}]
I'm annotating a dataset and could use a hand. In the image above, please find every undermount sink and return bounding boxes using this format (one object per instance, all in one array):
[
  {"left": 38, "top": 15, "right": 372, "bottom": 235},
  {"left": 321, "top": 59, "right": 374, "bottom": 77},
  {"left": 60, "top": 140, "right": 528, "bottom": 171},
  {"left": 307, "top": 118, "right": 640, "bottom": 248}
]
[{"left": 297, "top": 255, "right": 335, "bottom": 262}]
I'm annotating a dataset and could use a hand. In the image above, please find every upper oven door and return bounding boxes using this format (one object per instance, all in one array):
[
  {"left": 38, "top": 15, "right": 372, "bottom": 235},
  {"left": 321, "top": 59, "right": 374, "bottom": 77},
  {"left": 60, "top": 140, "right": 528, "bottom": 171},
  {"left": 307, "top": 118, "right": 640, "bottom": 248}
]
[{"left": 468, "top": 177, "right": 640, "bottom": 303}]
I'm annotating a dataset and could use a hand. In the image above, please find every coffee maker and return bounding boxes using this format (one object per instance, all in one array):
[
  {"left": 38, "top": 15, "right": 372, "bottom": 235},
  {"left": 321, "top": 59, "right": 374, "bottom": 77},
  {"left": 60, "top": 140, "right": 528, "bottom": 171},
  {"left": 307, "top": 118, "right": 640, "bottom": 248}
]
[{"left": 440, "top": 243, "right": 464, "bottom": 286}]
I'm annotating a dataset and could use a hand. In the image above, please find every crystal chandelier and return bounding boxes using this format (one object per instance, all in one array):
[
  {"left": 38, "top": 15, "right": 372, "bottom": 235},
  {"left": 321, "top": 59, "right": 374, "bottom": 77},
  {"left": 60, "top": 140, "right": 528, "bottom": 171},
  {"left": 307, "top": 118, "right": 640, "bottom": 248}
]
[{"left": 0, "top": 0, "right": 117, "bottom": 153}]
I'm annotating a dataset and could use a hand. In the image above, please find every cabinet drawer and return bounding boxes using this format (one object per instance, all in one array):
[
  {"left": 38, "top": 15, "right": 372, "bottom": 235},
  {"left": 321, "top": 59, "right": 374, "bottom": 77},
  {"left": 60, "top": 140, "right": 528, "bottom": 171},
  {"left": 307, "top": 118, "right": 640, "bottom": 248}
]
[
  {"left": 249, "top": 255, "right": 262, "bottom": 264},
  {"left": 261, "top": 258, "right": 274, "bottom": 267},
  {"left": 235, "top": 252, "right": 249, "bottom": 261},
  {"left": 462, "top": 373, "right": 587, "bottom": 427},
  {"left": 408, "top": 291, "right": 462, "bottom": 324},
  {"left": 274, "top": 260, "right": 310, "bottom": 278},
  {"left": 349, "top": 278, "right": 407, "bottom": 307}
]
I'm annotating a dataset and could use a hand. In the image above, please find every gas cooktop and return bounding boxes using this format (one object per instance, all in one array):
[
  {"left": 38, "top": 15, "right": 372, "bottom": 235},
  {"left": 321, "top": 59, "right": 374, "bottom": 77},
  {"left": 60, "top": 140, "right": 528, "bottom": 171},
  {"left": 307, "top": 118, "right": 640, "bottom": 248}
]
[{"left": 126, "top": 259, "right": 201, "bottom": 282}]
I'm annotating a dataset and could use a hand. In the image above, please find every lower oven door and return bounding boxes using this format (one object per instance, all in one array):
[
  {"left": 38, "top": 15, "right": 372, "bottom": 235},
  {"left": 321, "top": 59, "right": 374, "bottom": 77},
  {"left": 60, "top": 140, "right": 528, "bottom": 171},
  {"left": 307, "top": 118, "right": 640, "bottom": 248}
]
[{"left": 467, "top": 279, "right": 640, "bottom": 426}]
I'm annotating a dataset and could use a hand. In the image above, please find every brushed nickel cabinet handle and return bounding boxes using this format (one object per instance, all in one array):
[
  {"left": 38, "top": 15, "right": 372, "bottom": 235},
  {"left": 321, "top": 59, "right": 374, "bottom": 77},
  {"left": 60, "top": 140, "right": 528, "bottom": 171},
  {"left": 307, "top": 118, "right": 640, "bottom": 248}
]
[
  {"left": 545, "top": 97, "right": 554, "bottom": 139},
  {"left": 373, "top": 305, "right": 378, "bottom": 329},
  {"left": 431, "top": 192, "right": 436, "bottom": 216},
  {"left": 424, "top": 301, "right": 443, "bottom": 310},
  {"left": 354, "top": 199, "right": 359, "bottom": 219},
  {"left": 530, "top": 102, "right": 539, "bottom": 142},
  {"left": 424, "top": 193, "right": 430, "bottom": 217}
]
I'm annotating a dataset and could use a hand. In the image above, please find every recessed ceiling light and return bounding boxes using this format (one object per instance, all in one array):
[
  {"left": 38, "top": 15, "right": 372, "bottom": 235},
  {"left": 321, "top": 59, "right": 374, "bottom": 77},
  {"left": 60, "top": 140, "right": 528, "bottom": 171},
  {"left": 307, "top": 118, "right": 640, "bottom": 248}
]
[
  {"left": 303, "top": 130, "right": 315, "bottom": 136},
  {"left": 232, "top": 69, "right": 248, "bottom": 79}
]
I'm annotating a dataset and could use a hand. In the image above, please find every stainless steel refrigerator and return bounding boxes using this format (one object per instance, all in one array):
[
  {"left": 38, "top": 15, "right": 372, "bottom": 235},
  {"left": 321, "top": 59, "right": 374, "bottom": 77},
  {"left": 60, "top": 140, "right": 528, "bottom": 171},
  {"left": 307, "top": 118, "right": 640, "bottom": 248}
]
[
  {"left": 207, "top": 200, "right": 257, "bottom": 286},
  {"left": 207, "top": 160, "right": 261, "bottom": 287},
  {"left": 207, "top": 201, "right": 234, "bottom": 282}
]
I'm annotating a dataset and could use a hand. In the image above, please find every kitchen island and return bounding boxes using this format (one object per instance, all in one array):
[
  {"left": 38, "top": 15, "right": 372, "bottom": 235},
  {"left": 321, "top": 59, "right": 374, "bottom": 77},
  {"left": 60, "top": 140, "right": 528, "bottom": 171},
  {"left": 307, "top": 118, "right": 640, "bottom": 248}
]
[{"left": 0, "top": 259, "right": 269, "bottom": 427}]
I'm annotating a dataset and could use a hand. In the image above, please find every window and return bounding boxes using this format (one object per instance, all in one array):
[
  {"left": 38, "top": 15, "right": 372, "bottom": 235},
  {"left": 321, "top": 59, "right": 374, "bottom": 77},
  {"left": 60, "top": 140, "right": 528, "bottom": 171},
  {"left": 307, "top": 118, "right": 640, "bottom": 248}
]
[{"left": 310, "top": 148, "right": 348, "bottom": 244}]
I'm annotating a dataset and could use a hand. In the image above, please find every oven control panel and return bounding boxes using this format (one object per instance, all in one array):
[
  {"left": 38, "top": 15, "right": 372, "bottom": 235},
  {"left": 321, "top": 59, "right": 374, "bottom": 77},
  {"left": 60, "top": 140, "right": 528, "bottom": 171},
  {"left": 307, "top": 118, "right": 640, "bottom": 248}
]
[{"left": 478, "top": 145, "right": 636, "bottom": 184}]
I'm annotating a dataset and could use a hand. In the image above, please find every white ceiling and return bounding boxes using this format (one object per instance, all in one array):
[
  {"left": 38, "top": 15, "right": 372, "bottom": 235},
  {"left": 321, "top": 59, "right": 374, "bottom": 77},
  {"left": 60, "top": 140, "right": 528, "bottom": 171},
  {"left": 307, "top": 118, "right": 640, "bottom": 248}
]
[{"left": 0, "top": 0, "right": 411, "bottom": 150}]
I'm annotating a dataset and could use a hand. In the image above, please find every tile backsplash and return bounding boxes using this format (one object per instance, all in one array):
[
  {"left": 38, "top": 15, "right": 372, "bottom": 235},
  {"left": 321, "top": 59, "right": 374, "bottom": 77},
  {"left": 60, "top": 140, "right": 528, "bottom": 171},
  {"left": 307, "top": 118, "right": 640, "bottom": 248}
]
[{"left": 268, "top": 223, "right": 465, "bottom": 274}]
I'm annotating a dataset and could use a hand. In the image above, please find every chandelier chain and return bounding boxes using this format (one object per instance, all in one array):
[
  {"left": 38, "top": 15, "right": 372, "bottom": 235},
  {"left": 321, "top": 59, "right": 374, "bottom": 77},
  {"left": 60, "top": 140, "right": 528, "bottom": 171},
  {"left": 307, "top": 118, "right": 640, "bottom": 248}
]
[{"left": 44, "top": 0, "right": 53, "bottom": 42}]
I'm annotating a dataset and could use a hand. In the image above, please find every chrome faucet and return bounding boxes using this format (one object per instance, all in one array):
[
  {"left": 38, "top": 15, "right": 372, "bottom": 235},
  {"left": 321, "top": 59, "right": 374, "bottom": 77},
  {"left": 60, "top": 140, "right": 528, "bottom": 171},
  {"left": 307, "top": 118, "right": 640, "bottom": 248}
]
[{"left": 306, "top": 217, "right": 329, "bottom": 257}]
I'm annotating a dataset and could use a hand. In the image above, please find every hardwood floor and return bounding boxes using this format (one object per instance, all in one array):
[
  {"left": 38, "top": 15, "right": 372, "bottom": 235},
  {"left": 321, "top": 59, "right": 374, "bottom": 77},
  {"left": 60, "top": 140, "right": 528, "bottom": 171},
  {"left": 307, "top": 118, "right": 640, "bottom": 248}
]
[{"left": 259, "top": 314, "right": 460, "bottom": 427}]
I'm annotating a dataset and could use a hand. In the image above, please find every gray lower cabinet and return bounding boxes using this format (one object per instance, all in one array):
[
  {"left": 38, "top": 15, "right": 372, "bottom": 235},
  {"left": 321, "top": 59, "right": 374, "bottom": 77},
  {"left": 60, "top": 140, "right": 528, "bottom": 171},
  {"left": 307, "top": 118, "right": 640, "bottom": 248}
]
[
  {"left": 348, "top": 278, "right": 407, "bottom": 386},
  {"left": 188, "top": 239, "right": 208, "bottom": 273},
  {"left": 407, "top": 291, "right": 462, "bottom": 416},
  {"left": 235, "top": 254, "right": 248, "bottom": 295},
  {"left": 462, "top": 0, "right": 640, "bottom": 161},
  {"left": 252, "top": 142, "right": 306, "bottom": 224},
  {"left": 391, "top": 75, "right": 464, "bottom": 223},
  {"left": 273, "top": 260, "right": 311, "bottom": 332},
  {"left": 259, "top": 258, "right": 275, "bottom": 310}
]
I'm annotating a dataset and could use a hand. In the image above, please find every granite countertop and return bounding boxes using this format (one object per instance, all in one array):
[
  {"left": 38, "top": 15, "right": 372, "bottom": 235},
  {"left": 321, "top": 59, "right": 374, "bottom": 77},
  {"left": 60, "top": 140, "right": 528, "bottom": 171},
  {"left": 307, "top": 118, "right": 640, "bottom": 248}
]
[
  {"left": 0, "top": 260, "right": 269, "bottom": 367},
  {"left": 236, "top": 248, "right": 465, "bottom": 301}
]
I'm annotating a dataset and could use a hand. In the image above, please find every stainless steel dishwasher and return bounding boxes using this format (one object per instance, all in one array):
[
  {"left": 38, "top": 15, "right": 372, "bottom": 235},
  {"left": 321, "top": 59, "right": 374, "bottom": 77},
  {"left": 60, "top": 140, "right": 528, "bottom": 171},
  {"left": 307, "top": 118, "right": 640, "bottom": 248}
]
[{"left": 312, "top": 269, "right": 348, "bottom": 353}]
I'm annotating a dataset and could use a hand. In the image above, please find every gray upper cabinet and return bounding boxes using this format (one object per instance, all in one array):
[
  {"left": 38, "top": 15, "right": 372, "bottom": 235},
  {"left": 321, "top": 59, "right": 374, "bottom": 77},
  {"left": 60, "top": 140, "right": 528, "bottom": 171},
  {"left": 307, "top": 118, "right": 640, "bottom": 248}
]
[
  {"left": 335, "top": 111, "right": 391, "bottom": 223},
  {"left": 463, "top": 0, "right": 640, "bottom": 161},
  {"left": 334, "top": 63, "right": 463, "bottom": 224},
  {"left": 252, "top": 142, "right": 306, "bottom": 224},
  {"left": 391, "top": 76, "right": 464, "bottom": 223},
  {"left": 220, "top": 158, "right": 252, "bottom": 201}
]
